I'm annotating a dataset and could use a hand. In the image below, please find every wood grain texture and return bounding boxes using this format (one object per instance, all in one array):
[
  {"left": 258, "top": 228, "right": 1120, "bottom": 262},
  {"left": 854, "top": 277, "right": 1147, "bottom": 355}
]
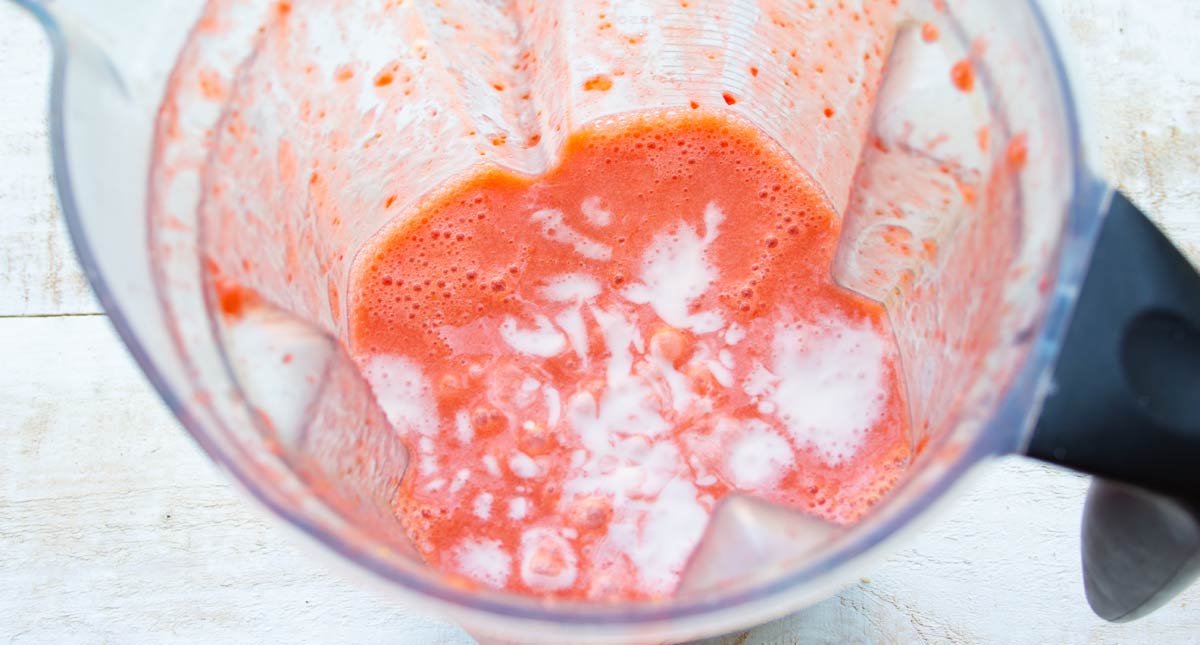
[
  {"left": 0, "top": 7, "right": 98, "bottom": 316},
  {"left": 1059, "top": 0, "right": 1200, "bottom": 265},
  {"left": 0, "top": 0, "right": 1198, "bottom": 643}
]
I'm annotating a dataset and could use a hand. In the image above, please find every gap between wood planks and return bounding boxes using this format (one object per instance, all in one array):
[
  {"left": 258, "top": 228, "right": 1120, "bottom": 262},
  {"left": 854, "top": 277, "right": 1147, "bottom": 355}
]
[{"left": 0, "top": 312, "right": 106, "bottom": 319}]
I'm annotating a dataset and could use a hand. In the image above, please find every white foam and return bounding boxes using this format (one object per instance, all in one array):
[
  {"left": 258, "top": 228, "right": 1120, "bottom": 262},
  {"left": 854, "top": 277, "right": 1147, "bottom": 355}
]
[
  {"left": 530, "top": 208, "right": 612, "bottom": 261},
  {"left": 453, "top": 538, "right": 511, "bottom": 588},
  {"left": 743, "top": 360, "right": 775, "bottom": 398},
  {"left": 570, "top": 449, "right": 587, "bottom": 469},
  {"left": 455, "top": 409, "right": 474, "bottom": 443},
  {"left": 500, "top": 315, "right": 567, "bottom": 357},
  {"left": 718, "top": 349, "right": 735, "bottom": 369},
  {"left": 424, "top": 478, "right": 446, "bottom": 491},
  {"left": 361, "top": 355, "right": 438, "bottom": 436},
  {"left": 540, "top": 273, "right": 602, "bottom": 302},
  {"left": 766, "top": 316, "right": 889, "bottom": 465},
  {"left": 508, "top": 496, "right": 529, "bottom": 520},
  {"left": 482, "top": 454, "right": 501, "bottom": 477},
  {"left": 417, "top": 436, "right": 438, "bottom": 475},
  {"left": 554, "top": 306, "right": 590, "bottom": 362},
  {"left": 450, "top": 468, "right": 472, "bottom": 494},
  {"left": 725, "top": 420, "right": 795, "bottom": 490},
  {"left": 724, "top": 323, "right": 746, "bottom": 345},
  {"left": 419, "top": 458, "right": 438, "bottom": 476},
  {"left": 706, "top": 359, "right": 734, "bottom": 387},
  {"left": 589, "top": 305, "right": 645, "bottom": 386},
  {"left": 571, "top": 377, "right": 671, "bottom": 447},
  {"left": 558, "top": 347, "right": 702, "bottom": 596},
  {"left": 623, "top": 202, "right": 725, "bottom": 334},
  {"left": 508, "top": 451, "right": 542, "bottom": 479},
  {"left": 647, "top": 351, "right": 694, "bottom": 414},
  {"left": 473, "top": 492, "right": 493, "bottom": 520},
  {"left": 689, "top": 455, "right": 718, "bottom": 488},
  {"left": 605, "top": 478, "right": 708, "bottom": 594},
  {"left": 518, "top": 528, "right": 578, "bottom": 592},
  {"left": 543, "top": 385, "right": 562, "bottom": 428},
  {"left": 553, "top": 295, "right": 703, "bottom": 591},
  {"left": 580, "top": 196, "right": 613, "bottom": 227}
]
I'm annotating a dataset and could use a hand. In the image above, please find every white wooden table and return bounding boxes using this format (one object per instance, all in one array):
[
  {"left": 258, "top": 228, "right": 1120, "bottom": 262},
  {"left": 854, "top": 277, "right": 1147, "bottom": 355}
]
[{"left": 2, "top": 1, "right": 1198, "bottom": 642}]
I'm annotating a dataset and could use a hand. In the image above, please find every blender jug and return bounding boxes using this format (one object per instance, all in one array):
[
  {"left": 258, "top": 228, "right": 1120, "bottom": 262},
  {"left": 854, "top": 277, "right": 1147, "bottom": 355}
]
[{"left": 15, "top": 0, "right": 1200, "bottom": 641}]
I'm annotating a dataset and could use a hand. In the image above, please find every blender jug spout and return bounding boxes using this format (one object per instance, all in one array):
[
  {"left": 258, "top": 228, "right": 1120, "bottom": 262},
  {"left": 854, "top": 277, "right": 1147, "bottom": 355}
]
[
  {"left": 11, "top": 0, "right": 121, "bottom": 56},
  {"left": 10, "top": 1, "right": 116, "bottom": 87},
  {"left": 12, "top": 0, "right": 206, "bottom": 104}
]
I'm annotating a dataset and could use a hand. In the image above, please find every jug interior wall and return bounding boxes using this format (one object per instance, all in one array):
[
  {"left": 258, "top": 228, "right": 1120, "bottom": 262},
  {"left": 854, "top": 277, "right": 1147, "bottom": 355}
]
[
  {"left": 184, "top": 0, "right": 899, "bottom": 337},
  {"left": 46, "top": 0, "right": 1081, "bottom": 627},
  {"left": 153, "top": 0, "right": 917, "bottom": 580}
]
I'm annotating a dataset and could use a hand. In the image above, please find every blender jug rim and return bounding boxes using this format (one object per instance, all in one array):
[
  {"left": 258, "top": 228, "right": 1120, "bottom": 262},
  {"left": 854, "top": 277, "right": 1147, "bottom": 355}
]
[{"left": 26, "top": 0, "right": 1111, "bottom": 629}]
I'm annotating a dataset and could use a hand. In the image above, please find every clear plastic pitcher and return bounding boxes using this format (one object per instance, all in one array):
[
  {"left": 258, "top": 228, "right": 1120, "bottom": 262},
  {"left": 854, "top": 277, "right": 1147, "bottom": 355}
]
[{"left": 15, "top": 0, "right": 1200, "bottom": 642}]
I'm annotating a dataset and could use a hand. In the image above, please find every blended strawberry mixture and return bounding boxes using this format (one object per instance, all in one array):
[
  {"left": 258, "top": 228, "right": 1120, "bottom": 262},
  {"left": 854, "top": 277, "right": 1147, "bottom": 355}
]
[{"left": 349, "top": 109, "right": 910, "bottom": 601}]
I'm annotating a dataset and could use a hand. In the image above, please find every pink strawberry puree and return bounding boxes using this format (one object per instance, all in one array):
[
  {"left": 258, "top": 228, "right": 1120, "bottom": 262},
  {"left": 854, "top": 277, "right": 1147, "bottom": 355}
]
[
  {"left": 349, "top": 109, "right": 911, "bottom": 601},
  {"left": 140, "top": 0, "right": 956, "bottom": 606}
]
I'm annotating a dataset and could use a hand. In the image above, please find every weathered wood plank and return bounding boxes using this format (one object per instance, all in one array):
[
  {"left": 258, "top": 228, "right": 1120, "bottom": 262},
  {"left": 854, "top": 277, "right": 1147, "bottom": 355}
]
[{"left": 0, "top": 4, "right": 99, "bottom": 316}]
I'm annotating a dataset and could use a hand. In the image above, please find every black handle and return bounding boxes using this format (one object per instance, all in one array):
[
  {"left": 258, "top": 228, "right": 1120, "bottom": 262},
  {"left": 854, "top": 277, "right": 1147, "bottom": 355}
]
[{"left": 1027, "top": 191, "right": 1200, "bottom": 621}]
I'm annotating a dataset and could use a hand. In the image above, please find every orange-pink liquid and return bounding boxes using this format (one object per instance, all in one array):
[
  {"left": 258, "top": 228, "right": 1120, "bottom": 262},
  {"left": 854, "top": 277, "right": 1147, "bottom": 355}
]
[{"left": 349, "top": 110, "right": 910, "bottom": 600}]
